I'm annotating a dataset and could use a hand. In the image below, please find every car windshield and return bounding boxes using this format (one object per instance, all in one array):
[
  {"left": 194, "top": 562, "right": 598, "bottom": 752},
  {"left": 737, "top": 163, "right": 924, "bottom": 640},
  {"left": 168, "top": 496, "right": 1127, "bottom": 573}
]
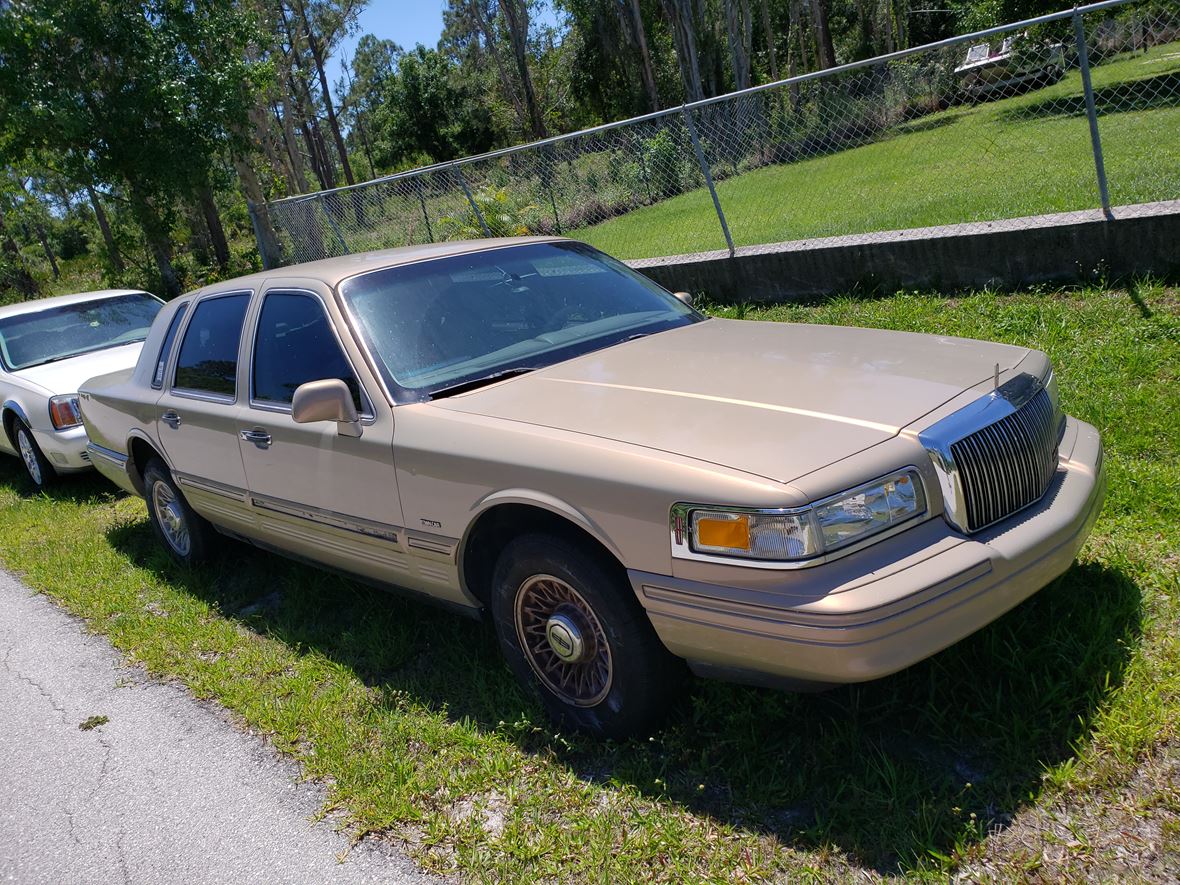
[
  {"left": 0, "top": 293, "right": 163, "bottom": 371},
  {"left": 338, "top": 241, "right": 701, "bottom": 399}
]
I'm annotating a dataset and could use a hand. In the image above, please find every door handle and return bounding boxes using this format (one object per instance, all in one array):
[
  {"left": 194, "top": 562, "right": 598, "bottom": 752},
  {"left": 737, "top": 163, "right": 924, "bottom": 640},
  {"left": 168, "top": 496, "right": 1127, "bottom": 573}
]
[
  {"left": 161, "top": 411, "right": 181, "bottom": 429},
  {"left": 239, "top": 429, "right": 272, "bottom": 449}
]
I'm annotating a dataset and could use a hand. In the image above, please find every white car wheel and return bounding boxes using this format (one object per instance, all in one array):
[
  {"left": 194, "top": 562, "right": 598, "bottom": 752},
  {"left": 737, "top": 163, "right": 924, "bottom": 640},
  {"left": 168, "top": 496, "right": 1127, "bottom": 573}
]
[{"left": 14, "top": 421, "right": 52, "bottom": 489}]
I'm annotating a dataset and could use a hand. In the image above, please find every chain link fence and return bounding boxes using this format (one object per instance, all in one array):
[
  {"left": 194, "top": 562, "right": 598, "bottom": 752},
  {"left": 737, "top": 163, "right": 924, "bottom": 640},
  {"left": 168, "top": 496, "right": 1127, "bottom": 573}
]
[{"left": 253, "top": 0, "right": 1180, "bottom": 269}]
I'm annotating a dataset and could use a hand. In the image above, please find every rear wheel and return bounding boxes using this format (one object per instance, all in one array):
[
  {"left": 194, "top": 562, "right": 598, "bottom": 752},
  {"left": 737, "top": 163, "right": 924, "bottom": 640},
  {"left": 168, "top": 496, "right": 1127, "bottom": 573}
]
[
  {"left": 143, "top": 458, "right": 215, "bottom": 565},
  {"left": 14, "top": 419, "right": 54, "bottom": 491},
  {"left": 491, "top": 533, "right": 682, "bottom": 739}
]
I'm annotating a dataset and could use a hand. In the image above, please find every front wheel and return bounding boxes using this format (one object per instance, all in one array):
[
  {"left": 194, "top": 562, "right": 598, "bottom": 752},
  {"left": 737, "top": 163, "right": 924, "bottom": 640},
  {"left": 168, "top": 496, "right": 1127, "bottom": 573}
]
[
  {"left": 14, "top": 419, "right": 54, "bottom": 491},
  {"left": 143, "top": 458, "right": 215, "bottom": 565},
  {"left": 491, "top": 533, "right": 682, "bottom": 739}
]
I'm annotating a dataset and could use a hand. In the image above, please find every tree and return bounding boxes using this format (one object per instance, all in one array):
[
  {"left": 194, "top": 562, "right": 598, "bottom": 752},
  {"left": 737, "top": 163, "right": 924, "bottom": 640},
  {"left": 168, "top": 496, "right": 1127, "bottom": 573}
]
[
  {"left": 0, "top": 0, "right": 267, "bottom": 297},
  {"left": 661, "top": 0, "right": 705, "bottom": 102},
  {"left": 290, "top": 0, "right": 366, "bottom": 186},
  {"left": 370, "top": 45, "right": 493, "bottom": 167},
  {"left": 340, "top": 35, "right": 402, "bottom": 177},
  {"left": 725, "top": 0, "right": 754, "bottom": 92},
  {"left": 500, "top": 0, "right": 548, "bottom": 139},
  {"left": 624, "top": 0, "right": 661, "bottom": 111},
  {"left": 811, "top": 0, "right": 836, "bottom": 69}
]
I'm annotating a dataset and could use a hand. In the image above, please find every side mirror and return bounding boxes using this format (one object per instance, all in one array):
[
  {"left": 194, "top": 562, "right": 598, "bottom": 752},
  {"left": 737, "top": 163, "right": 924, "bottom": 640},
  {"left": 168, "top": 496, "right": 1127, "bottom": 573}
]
[
  {"left": 672, "top": 291, "right": 694, "bottom": 307},
  {"left": 292, "top": 379, "right": 362, "bottom": 438}
]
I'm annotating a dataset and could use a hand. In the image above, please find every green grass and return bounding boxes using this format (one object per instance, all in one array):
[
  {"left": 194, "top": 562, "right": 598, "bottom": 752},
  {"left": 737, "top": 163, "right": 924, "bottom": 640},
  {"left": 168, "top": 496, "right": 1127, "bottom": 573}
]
[
  {"left": 1, "top": 283, "right": 1177, "bottom": 881},
  {"left": 578, "top": 44, "right": 1180, "bottom": 258}
]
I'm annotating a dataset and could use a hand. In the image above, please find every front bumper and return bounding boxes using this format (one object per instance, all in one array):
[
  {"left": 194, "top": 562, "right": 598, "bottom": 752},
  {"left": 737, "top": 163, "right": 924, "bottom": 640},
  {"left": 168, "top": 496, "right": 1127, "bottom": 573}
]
[
  {"left": 33, "top": 425, "right": 92, "bottom": 473},
  {"left": 629, "top": 417, "right": 1106, "bottom": 687}
]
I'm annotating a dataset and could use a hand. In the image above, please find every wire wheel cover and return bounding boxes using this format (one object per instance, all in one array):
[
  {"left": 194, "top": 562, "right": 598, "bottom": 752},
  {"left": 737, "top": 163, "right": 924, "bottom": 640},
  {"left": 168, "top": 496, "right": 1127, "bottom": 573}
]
[
  {"left": 514, "top": 574, "right": 613, "bottom": 707},
  {"left": 152, "top": 480, "right": 191, "bottom": 556}
]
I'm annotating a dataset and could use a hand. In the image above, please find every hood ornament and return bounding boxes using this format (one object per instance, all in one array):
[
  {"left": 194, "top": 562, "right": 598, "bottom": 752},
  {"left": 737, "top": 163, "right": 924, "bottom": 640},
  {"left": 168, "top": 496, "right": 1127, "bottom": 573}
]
[{"left": 994, "top": 362, "right": 1000, "bottom": 390}]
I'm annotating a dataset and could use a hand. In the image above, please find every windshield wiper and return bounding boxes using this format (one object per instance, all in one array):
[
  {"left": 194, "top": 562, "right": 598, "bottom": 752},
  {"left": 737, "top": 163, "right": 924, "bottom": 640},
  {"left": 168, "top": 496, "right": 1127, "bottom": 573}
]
[{"left": 430, "top": 367, "right": 535, "bottom": 400}]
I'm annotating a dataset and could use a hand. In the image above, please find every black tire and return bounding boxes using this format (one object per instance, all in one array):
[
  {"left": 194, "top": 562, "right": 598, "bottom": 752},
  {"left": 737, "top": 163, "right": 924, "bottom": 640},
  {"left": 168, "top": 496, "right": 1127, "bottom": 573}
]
[
  {"left": 491, "top": 533, "right": 683, "bottom": 739},
  {"left": 13, "top": 418, "right": 55, "bottom": 491},
  {"left": 142, "top": 457, "right": 215, "bottom": 565}
]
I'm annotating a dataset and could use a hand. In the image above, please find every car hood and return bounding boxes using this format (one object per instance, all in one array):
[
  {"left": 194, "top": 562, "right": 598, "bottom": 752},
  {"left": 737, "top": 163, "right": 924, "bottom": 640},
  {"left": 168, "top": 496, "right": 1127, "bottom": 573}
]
[
  {"left": 11, "top": 342, "right": 145, "bottom": 396},
  {"left": 433, "top": 319, "right": 1029, "bottom": 484}
]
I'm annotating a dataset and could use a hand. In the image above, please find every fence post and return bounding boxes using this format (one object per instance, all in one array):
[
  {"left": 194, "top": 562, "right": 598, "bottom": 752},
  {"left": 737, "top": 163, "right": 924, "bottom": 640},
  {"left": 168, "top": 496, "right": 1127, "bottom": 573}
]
[
  {"left": 317, "top": 193, "right": 350, "bottom": 253},
  {"left": 453, "top": 163, "right": 492, "bottom": 237},
  {"left": 681, "top": 106, "right": 736, "bottom": 257},
  {"left": 1073, "top": 10, "right": 1113, "bottom": 220}
]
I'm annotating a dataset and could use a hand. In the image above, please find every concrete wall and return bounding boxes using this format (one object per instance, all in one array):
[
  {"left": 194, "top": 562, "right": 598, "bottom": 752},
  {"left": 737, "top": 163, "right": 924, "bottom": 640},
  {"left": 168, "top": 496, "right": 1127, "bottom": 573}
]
[{"left": 627, "top": 201, "right": 1180, "bottom": 303}]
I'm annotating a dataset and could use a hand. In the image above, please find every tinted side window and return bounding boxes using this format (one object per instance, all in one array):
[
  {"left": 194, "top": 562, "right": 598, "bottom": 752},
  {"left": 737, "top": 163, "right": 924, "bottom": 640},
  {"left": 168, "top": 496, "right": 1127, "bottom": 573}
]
[
  {"left": 252, "top": 292, "right": 363, "bottom": 410},
  {"left": 152, "top": 304, "right": 188, "bottom": 389},
  {"left": 173, "top": 294, "right": 249, "bottom": 397}
]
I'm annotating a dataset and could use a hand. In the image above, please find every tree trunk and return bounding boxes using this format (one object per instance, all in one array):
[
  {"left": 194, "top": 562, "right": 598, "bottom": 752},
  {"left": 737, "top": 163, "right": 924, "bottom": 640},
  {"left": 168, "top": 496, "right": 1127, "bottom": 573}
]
[
  {"left": 279, "top": 2, "right": 335, "bottom": 190},
  {"left": 129, "top": 187, "right": 179, "bottom": 299},
  {"left": 811, "top": 0, "right": 836, "bottom": 70},
  {"left": 760, "top": 0, "right": 779, "bottom": 81},
  {"left": 234, "top": 157, "right": 283, "bottom": 269},
  {"left": 0, "top": 209, "right": 37, "bottom": 297},
  {"left": 197, "top": 185, "right": 230, "bottom": 271},
  {"left": 627, "top": 0, "right": 661, "bottom": 112},
  {"left": 661, "top": 0, "right": 705, "bottom": 103},
  {"left": 304, "top": 21, "right": 355, "bottom": 186},
  {"left": 277, "top": 71, "right": 310, "bottom": 193},
  {"left": 500, "top": 0, "right": 547, "bottom": 140},
  {"left": 470, "top": 1, "right": 528, "bottom": 137},
  {"left": 33, "top": 221, "right": 59, "bottom": 279},
  {"left": 725, "top": 0, "right": 753, "bottom": 91},
  {"left": 86, "top": 184, "right": 124, "bottom": 273}
]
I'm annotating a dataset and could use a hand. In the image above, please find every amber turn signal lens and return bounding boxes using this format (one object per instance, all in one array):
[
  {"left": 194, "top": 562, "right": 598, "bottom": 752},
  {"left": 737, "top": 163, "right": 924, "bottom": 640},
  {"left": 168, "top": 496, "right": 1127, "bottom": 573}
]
[
  {"left": 48, "top": 395, "right": 83, "bottom": 430},
  {"left": 694, "top": 514, "right": 751, "bottom": 551}
]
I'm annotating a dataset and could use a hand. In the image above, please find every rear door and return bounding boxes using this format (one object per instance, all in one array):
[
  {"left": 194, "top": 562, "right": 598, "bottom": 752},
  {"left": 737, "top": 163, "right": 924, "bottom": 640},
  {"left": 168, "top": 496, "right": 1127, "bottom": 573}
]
[
  {"left": 235, "top": 285, "right": 415, "bottom": 587},
  {"left": 155, "top": 291, "right": 256, "bottom": 535}
]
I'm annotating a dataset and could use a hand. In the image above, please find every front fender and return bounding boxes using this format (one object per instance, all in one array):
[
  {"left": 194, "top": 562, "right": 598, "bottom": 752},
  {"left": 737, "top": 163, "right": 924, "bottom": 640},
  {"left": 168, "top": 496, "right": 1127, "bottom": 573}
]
[
  {"left": 464, "top": 487, "right": 624, "bottom": 561},
  {"left": 1, "top": 399, "right": 35, "bottom": 450}
]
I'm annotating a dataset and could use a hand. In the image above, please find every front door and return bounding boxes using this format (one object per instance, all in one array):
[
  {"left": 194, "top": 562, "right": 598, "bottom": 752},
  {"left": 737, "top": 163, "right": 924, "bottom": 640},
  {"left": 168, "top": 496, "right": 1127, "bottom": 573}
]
[
  {"left": 155, "top": 291, "right": 255, "bottom": 536},
  {"left": 235, "top": 287, "right": 410, "bottom": 586}
]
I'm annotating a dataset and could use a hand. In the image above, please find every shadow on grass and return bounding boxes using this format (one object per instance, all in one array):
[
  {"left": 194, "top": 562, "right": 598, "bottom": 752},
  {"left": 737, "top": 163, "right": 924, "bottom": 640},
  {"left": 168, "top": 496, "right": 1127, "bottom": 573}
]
[
  {"left": 998, "top": 71, "right": 1180, "bottom": 122},
  {"left": 97, "top": 499, "right": 1142, "bottom": 873}
]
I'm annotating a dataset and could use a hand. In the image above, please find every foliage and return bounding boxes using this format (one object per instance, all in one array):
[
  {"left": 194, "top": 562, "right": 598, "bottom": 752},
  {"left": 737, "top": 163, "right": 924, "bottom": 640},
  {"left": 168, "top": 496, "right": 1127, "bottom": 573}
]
[
  {"left": 439, "top": 185, "right": 538, "bottom": 238},
  {"left": 0, "top": 0, "right": 268, "bottom": 296},
  {"left": 370, "top": 44, "right": 495, "bottom": 168}
]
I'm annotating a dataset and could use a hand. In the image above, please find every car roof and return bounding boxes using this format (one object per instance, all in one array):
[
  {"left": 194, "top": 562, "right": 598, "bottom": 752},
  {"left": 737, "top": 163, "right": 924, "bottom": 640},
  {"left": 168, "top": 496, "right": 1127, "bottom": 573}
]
[
  {"left": 196, "top": 236, "right": 566, "bottom": 296},
  {"left": 0, "top": 289, "right": 155, "bottom": 320}
]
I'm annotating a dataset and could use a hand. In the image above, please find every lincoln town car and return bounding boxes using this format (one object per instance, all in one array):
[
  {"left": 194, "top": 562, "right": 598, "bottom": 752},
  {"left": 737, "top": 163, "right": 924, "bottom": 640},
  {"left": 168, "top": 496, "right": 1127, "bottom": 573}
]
[{"left": 77, "top": 239, "right": 1105, "bottom": 737}]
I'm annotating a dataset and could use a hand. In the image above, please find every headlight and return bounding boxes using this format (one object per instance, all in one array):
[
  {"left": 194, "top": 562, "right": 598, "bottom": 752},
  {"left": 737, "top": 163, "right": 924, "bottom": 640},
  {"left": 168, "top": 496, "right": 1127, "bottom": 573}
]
[
  {"left": 49, "top": 395, "right": 83, "bottom": 430},
  {"left": 813, "top": 470, "right": 925, "bottom": 552},
  {"left": 675, "top": 468, "right": 926, "bottom": 564}
]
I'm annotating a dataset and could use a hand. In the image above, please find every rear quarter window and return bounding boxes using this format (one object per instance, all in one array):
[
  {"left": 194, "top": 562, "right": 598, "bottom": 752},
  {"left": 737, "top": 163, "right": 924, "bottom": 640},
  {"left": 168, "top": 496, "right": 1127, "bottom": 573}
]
[{"left": 151, "top": 304, "right": 189, "bottom": 389}]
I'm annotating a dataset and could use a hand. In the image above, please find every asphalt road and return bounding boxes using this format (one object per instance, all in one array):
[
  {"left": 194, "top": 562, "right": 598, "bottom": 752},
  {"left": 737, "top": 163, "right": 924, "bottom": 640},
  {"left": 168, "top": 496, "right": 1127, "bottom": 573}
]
[{"left": 0, "top": 569, "right": 437, "bottom": 885}]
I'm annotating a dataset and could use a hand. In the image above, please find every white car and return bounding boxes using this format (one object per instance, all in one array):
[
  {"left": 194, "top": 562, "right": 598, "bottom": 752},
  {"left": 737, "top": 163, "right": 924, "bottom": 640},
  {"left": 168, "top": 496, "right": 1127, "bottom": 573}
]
[{"left": 0, "top": 289, "right": 163, "bottom": 489}]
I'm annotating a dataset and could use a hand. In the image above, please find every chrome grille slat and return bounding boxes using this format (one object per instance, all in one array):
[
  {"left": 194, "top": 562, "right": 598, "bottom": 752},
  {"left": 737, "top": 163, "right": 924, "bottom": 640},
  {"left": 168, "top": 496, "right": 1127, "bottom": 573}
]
[{"left": 948, "top": 387, "right": 1059, "bottom": 532}]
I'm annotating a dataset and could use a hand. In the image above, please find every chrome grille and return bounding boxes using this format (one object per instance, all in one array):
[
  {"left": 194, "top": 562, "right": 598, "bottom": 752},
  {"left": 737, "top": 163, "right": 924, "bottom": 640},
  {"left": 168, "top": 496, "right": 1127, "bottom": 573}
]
[{"left": 949, "top": 387, "right": 1059, "bottom": 531}]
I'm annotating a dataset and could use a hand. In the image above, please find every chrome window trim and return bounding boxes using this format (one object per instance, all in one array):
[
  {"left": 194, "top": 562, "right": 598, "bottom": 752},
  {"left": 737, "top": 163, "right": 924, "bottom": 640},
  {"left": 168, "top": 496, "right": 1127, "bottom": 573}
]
[
  {"left": 669, "top": 467, "right": 930, "bottom": 570},
  {"left": 168, "top": 290, "right": 254, "bottom": 403},
  {"left": 246, "top": 287, "right": 376, "bottom": 420},
  {"left": 918, "top": 371, "right": 1064, "bottom": 534}
]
